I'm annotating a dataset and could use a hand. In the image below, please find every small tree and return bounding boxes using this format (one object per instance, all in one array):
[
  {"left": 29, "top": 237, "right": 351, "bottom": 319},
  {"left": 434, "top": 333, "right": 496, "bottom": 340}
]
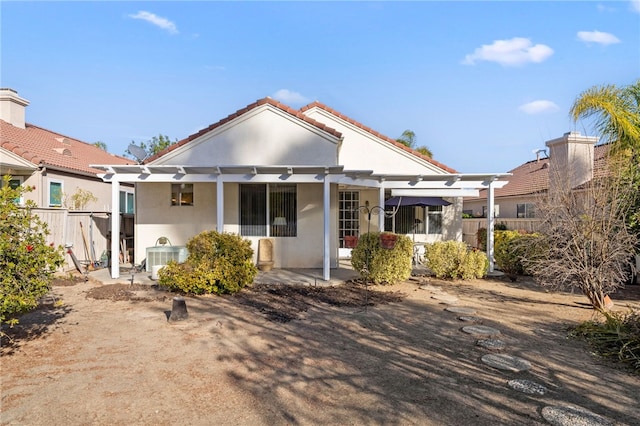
[
  {"left": 1, "top": 176, "right": 64, "bottom": 327},
  {"left": 526, "top": 158, "right": 638, "bottom": 311},
  {"left": 126, "top": 134, "right": 177, "bottom": 158},
  {"left": 67, "top": 188, "right": 98, "bottom": 210}
]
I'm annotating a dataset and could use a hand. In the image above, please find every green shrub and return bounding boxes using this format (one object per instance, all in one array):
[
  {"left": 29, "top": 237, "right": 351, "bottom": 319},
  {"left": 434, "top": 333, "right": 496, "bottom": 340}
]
[
  {"left": 477, "top": 223, "right": 508, "bottom": 251},
  {"left": 1, "top": 176, "right": 64, "bottom": 327},
  {"left": 424, "top": 241, "right": 488, "bottom": 280},
  {"left": 350, "top": 232, "right": 413, "bottom": 284},
  {"left": 477, "top": 227, "right": 487, "bottom": 251},
  {"left": 158, "top": 231, "right": 257, "bottom": 295},
  {"left": 494, "top": 231, "right": 544, "bottom": 279}
]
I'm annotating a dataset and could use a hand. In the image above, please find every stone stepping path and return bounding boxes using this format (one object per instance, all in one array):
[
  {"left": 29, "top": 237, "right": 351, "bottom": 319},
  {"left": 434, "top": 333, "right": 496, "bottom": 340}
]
[
  {"left": 461, "top": 325, "right": 501, "bottom": 336},
  {"left": 541, "top": 405, "right": 614, "bottom": 426},
  {"left": 458, "top": 315, "right": 482, "bottom": 323},
  {"left": 476, "top": 338, "right": 506, "bottom": 351},
  {"left": 420, "top": 282, "right": 614, "bottom": 425},
  {"left": 507, "top": 379, "right": 548, "bottom": 395},
  {"left": 481, "top": 353, "right": 532, "bottom": 372},
  {"left": 431, "top": 294, "right": 459, "bottom": 304}
]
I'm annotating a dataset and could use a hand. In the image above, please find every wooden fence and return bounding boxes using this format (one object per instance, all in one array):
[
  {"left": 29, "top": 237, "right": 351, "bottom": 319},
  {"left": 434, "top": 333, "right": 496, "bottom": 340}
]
[
  {"left": 462, "top": 218, "right": 541, "bottom": 248},
  {"left": 30, "top": 208, "right": 134, "bottom": 271}
]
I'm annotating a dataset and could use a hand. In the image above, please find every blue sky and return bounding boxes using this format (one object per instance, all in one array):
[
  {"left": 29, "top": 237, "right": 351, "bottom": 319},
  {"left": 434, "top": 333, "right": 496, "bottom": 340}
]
[{"left": 2, "top": 1, "right": 639, "bottom": 173}]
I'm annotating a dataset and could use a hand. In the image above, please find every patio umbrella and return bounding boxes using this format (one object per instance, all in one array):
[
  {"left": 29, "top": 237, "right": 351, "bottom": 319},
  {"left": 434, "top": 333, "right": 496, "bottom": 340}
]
[{"left": 384, "top": 196, "right": 452, "bottom": 207}]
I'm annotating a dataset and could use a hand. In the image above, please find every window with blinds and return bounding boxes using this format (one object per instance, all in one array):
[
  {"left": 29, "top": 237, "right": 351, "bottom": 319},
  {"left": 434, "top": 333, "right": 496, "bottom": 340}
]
[
  {"left": 240, "top": 184, "right": 297, "bottom": 237},
  {"left": 339, "top": 191, "right": 360, "bottom": 247}
]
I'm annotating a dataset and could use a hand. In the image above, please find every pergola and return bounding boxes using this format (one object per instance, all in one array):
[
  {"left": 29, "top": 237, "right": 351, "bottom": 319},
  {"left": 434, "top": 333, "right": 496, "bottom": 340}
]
[{"left": 92, "top": 163, "right": 510, "bottom": 281}]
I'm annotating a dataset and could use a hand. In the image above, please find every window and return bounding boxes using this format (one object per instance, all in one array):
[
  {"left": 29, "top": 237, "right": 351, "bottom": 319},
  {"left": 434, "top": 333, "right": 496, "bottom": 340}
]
[
  {"left": 120, "top": 191, "right": 135, "bottom": 214},
  {"left": 482, "top": 204, "right": 500, "bottom": 218},
  {"left": 6, "top": 177, "right": 23, "bottom": 205},
  {"left": 339, "top": 191, "right": 360, "bottom": 247},
  {"left": 240, "top": 184, "right": 297, "bottom": 237},
  {"left": 48, "top": 180, "right": 63, "bottom": 207},
  {"left": 171, "top": 184, "right": 193, "bottom": 206},
  {"left": 517, "top": 203, "right": 535, "bottom": 218},
  {"left": 385, "top": 204, "right": 443, "bottom": 235},
  {"left": 427, "top": 206, "right": 443, "bottom": 235}
]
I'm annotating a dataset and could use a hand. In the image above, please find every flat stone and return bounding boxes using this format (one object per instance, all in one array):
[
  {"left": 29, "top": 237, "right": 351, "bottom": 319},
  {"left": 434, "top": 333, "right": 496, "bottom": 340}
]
[
  {"left": 481, "top": 353, "right": 531, "bottom": 372},
  {"left": 462, "top": 325, "right": 500, "bottom": 336},
  {"left": 507, "top": 379, "right": 548, "bottom": 395},
  {"left": 418, "top": 284, "right": 442, "bottom": 292},
  {"left": 458, "top": 316, "right": 482, "bottom": 323},
  {"left": 431, "top": 294, "right": 459, "bottom": 304},
  {"left": 476, "top": 339, "right": 506, "bottom": 351},
  {"left": 445, "top": 306, "right": 476, "bottom": 314},
  {"left": 541, "top": 405, "right": 613, "bottom": 426}
]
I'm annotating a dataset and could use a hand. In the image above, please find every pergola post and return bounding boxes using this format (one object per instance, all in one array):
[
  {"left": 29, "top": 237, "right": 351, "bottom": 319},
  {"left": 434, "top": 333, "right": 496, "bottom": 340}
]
[
  {"left": 486, "top": 179, "right": 495, "bottom": 273},
  {"left": 110, "top": 180, "right": 120, "bottom": 279},
  {"left": 323, "top": 175, "right": 330, "bottom": 281}
]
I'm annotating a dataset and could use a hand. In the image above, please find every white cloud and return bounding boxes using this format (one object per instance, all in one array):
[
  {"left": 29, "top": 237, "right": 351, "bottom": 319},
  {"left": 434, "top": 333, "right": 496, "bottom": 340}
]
[
  {"left": 631, "top": 0, "right": 640, "bottom": 13},
  {"left": 272, "top": 89, "right": 309, "bottom": 105},
  {"left": 518, "top": 100, "right": 559, "bottom": 115},
  {"left": 462, "top": 37, "right": 554, "bottom": 66},
  {"left": 129, "top": 11, "right": 178, "bottom": 34},
  {"left": 577, "top": 30, "right": 620, "bottom": 45}
]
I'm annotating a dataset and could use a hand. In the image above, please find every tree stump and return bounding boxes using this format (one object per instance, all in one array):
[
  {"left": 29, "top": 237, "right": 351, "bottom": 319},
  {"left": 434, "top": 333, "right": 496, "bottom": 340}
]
[{"left": 169, "top": 297, "right": 188, "bottom": 322}]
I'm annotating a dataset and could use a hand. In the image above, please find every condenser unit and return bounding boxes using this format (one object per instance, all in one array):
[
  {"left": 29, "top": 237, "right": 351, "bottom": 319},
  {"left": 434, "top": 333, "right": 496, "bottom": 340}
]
[{"left": 145, "top": 245, "right": 188, "bottom": 272}]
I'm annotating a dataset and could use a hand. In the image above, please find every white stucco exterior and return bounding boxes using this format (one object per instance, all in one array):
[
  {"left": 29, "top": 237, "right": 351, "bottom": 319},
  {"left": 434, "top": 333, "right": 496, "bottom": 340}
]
[{"left": 94, "top": 98, "right": 508, "bottom": 280}]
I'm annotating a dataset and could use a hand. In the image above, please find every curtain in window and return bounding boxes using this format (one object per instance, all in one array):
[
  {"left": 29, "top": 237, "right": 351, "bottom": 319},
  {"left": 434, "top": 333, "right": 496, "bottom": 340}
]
[
  {"left": 240, "top": 184, "right": 267, "bottom": 236},
  {"left": 270, "top": 184, "right": 296, "bottom": 237}
]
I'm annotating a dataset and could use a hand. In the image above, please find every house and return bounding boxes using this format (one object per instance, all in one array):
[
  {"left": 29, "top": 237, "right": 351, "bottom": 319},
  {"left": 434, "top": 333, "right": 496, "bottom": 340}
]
[
  {"left": 0, "top": 88, "right": 135, "bottom": 211},
  {"left": 93, "top": 98, "right": 509, "bottom": 280},
  {"left": 463, "top": 131, "right": 605, "bottom": 219},
  {"left": 1, "top": 88, "right": 136, "bottom": 268}
]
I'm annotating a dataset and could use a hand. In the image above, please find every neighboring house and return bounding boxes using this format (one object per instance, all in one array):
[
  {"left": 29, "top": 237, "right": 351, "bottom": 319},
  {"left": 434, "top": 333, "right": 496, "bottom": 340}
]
[
  {"left": 464, "top": 131, "right": 605, "bottom": 219},
  {"left": 1, "top": 88, "right": 136, "bottom": 269},
  {"left": 93, "top": 98, "right": 509, "bottom": 280},
  {"left": 0, "top": 88, "right": 135, "bottom": 211}
]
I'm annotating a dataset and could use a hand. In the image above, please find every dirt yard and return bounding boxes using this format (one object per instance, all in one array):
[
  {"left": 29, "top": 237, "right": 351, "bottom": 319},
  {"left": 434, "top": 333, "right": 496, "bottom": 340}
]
[{"left": 2, "top": 273, "right": 639, "bottom": 425}]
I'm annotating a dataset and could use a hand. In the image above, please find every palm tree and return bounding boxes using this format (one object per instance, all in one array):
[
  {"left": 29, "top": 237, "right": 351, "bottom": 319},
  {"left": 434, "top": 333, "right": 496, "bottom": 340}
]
[
  {"left": 570, "top": 79, "right": 640, "bottom": 275},
  {"left": 569, "top": 80, "right": 640, "bottom": 152},
  {"left": 396, "top": 129, "right": 433, "bottom": 158}
]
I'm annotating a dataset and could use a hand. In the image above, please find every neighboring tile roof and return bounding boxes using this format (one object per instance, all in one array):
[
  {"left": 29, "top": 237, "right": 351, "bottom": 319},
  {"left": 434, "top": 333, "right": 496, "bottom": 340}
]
[
  {"left": 145, "top": 97, "right": 343, "bottom": 163},
  {"left": 299, "top": 101, "right": 458, "bottom": 174},
  {"left": 471, "top": 144, "right": 610, "bottom": 199},
  {"left": 1, "top": 120, "right": 134, "bottom": 175}
]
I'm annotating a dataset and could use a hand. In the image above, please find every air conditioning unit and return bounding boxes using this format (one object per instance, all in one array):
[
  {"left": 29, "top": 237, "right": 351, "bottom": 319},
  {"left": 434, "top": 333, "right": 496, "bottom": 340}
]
[{"left": 145, "top": 246, "right": 188, "bottom": 272}]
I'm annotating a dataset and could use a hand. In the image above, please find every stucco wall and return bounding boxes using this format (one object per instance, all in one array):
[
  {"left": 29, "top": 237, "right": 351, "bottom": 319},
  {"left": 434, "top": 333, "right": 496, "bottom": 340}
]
[
  {"left": 134, "top": 182, "right": 217, "bottom": 264},
  {"left": 134, "top": 181, "right": 339, "bottom": 269},
  {"left": 303, "top": 109, "right": 446, "bottom": 175},
  {"left": 154, "top": 107, "right": 339, "bottom": 167}
]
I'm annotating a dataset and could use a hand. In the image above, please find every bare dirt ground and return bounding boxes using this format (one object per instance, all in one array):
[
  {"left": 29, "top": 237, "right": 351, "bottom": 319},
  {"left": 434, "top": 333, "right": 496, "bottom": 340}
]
[{"left": 2, "top": 273, "right": 640, "bottom": 426}]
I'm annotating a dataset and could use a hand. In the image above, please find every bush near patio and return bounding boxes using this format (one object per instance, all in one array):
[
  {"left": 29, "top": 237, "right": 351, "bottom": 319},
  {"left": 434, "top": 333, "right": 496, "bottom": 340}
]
[
  {"left": 1, "top": 176, "right": 64, "bottom": 328},
  {"left": 158, "top": 230, "right": 257, "bottom": 295},
  {"left": 494, "top": 230, "right": 543, "bottom": 280},
  {"left": 424, "top": 241, "right": 488, "bottom": 280},
  {"left": 350, "top": 232, "right": 413, "bottom": 284}
]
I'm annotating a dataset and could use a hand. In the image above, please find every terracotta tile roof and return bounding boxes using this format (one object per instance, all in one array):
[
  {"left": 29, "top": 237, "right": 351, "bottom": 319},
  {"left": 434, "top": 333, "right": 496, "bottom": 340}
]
[
  {"left": 1, "top": 120, "right": 134, "bottom": 175},
  {"left": 299, "top": 101, "right": 459, "bottom": 174},
  {"left": 145, "top": 97, "right": 343, "bottom": 163},
  {"left": 471, "top": 144, "right": 610, "bottom": 199}
]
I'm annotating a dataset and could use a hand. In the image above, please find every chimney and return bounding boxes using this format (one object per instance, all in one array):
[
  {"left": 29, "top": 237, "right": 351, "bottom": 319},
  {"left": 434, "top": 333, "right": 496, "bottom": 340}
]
[
  {"left": 0, "top": 88, "right": 30, "bottom": 129},
  {"left": 545, "top": 131, "right": 598, "bottom": 191}
]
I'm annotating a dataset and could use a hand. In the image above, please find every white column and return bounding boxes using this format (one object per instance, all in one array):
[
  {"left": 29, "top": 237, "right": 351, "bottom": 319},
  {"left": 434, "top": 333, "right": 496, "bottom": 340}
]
[
  {"left": 378, "top": 187, "right": 385, "bottom": 231},
  {"left": 110, "top": 180, "right": 120, "bottom": 279},
  {"left": 323, "top": 177, "right": 331, "bottom": 281},
  {"left": 486, "top": 180, "right": 495, "bottom": 273},
  {"left": 216, "top": 178, "right": 224, "bottom": 232}
]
